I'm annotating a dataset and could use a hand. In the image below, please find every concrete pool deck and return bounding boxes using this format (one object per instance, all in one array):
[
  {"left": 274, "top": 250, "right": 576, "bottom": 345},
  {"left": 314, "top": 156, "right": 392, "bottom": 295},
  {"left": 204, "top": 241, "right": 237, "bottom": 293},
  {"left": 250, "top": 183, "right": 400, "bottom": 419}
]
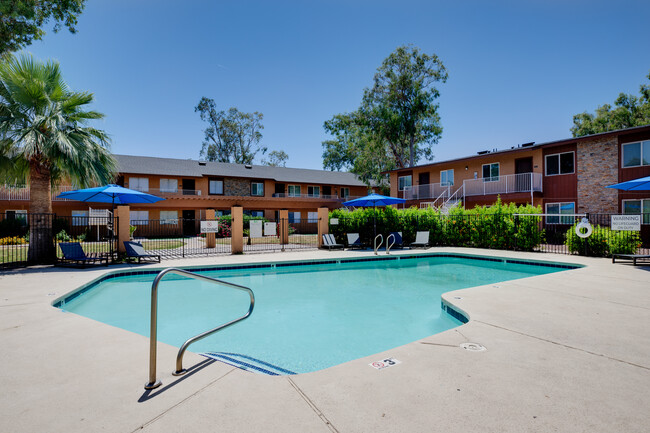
[{"left": 0, "top": 247, "right": 648, "bottom": 433}]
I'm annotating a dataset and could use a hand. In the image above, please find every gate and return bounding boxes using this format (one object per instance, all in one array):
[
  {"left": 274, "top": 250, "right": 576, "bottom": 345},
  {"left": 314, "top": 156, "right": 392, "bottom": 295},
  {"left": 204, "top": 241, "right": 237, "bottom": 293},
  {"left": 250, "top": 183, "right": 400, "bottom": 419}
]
[{"left": 242, "top": 218, "right": 319, "bottom": 253}]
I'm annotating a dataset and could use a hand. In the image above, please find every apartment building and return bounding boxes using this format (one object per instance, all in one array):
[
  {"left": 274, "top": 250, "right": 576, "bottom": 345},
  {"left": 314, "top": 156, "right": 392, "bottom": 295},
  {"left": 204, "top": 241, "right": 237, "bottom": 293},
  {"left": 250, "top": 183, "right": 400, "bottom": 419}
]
[
  {"left": 0, "top": 155, "right": 373, "bottom": 231},
  {"left": 388, "top": 125, "right": 650, "bottom": 220}
]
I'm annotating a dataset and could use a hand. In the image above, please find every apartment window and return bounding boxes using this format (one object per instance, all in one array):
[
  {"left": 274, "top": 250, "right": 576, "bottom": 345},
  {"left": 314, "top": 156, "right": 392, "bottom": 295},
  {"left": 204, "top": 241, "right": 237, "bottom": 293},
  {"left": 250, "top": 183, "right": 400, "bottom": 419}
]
[
  {"left": 307, "top": 212, "right": 318, "bottom": 223},
  {"left": 288, "top": 185, "right": 301, "bottom": 197},
  {"left": 159, "top": 178, "right": 178, "bottom": 193},
  {"left": 5, "top": 210, "right": 27, "bottom": 222},
  {"left": 289, "top": 211, "right": 301, "bottom": 223},
  {"left": 546, "top": 202, "right": 575, "bottom": 224},
  {"left": 340, "top": 187, "right": 350, "bottom": 199},
  {"left": 398, "top": 175, "right": 412, "bottom": 191},
  {"left": 71, "top": 210, "right": 88, "bottom": 226},
  {"left": 308, "top": 186, "right": 320, "bottom": 197},
  {"left": 623, "top": 199, "right": 650, "bottom": 224},
  {"left": 251, "top": 182, "right": 264, "bottom": 196},
  {"left": 159, "top": 210, "right": 178, "bottom": 225},
  {"left": 482, "top": 163, "right": 499, "bottom": 181},
  {"left": 129, "top": 177, "right": 149, "bottom": 192},
  {"left": 622, "top": 140, "right": 650, "bottom": 167},
  {"left": 216, "top": 210, "right": 231, "bottom": 217},
  {"left": 209, "top": 179, "right": 224, "bottom": 195},
  {"left": 545, "top": 152, "right": 574, "bottom": 176},
  {"left": 130, "top": 210, "right": 149, "bottom": 225},
  {"left": 440, "top": 169, "right": 454, "bottom": 186}
]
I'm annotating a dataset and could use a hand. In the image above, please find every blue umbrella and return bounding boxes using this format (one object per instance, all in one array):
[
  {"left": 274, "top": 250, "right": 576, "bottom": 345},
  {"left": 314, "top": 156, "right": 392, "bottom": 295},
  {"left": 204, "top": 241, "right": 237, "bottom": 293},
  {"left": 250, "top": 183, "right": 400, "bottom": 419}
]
[
  {"left": 606, "top": 175, "right": 650, "bottom": 191},
  {"left": 343, "top": 193, "right": 406, "bottom": 239}
]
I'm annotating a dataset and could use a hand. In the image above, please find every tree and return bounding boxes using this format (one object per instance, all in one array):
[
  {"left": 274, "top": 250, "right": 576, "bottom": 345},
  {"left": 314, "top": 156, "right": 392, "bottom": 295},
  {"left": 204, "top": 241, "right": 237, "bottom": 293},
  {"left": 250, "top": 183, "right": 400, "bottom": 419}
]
[
  {"left": 0, "top": 54, "right": 117, "bottom": 262},
  {"left": 195, "top": 97, "right": 267, "bottom": 164},
  {"left": 322, "top": 45, "right": 448, "bottom": 183},
  {"left": 571, "top": 72, "right": 650, "bottom": 137},
  {"left": 0, "top": 0, "right": 87, "bottom": 57},
  {"left": 262, "top": 150, "right": 289, "bottom": 167}
]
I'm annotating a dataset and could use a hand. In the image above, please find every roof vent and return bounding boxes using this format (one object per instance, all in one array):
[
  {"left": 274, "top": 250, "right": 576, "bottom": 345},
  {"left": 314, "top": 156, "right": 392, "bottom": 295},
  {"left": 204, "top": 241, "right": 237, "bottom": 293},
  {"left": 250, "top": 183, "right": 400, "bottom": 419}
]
[
  {"left": 521, "top": 142, "right": 535, "bottom": 147},
  {"left": 245, "top": 164, "right": 252, "bottom": 169},
  {"left": 198, "top": 160, "right": 207, "bottom": 166},
  {"left": 477, "top": 150, "right": 489, "bottom": 155}
]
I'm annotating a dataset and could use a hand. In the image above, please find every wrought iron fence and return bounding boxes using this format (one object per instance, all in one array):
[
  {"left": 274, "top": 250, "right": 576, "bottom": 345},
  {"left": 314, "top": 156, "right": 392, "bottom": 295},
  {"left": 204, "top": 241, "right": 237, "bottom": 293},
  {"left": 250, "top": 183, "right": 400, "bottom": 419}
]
[{"left": 242, "top": 218, "right": 319, "bottom": 253}]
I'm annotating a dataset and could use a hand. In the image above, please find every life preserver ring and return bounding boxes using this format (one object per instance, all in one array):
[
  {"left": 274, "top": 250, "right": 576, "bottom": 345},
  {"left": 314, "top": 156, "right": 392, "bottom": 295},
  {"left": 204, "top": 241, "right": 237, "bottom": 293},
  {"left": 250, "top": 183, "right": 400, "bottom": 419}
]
[{"left": 575, "top": 218, "right": 592, "bottom": 238}]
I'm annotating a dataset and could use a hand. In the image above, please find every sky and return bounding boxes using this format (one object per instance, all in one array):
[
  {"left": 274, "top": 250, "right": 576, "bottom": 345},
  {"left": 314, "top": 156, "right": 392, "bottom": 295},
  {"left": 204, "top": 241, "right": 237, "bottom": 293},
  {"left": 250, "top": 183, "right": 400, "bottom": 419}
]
[{"left": 22, "top": 0, "right": 650, "bottom": 170}]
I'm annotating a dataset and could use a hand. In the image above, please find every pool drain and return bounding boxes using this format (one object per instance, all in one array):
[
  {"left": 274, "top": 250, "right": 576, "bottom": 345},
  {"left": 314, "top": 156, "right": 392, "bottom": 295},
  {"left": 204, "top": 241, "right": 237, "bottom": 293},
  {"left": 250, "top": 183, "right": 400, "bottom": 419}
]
[{"left": 460, "top": 342, "right": 486, "bottom": 352}]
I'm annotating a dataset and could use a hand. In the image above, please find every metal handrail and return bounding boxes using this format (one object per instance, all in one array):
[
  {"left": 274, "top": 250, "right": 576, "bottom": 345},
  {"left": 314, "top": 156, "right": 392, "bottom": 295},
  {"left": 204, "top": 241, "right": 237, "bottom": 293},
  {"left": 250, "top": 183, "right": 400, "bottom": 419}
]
[
  {"left": 386, "top": 234, "right": 395, "bottom": 255},
  {"left": 145, "top": 268, "right": 255, "bottom": 390},
  {"left": 374, "top": 234, "right": 383, "bottom": 255}
]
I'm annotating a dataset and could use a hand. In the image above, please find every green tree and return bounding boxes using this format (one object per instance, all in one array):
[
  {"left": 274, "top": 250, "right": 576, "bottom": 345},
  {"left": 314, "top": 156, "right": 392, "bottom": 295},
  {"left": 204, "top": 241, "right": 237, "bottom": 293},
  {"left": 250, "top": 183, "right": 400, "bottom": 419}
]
[
  {"left": 571, "top": 72, "right": 650, "bottom": 137},
  {"left": 323, "top": 45, "right": 448, "bottom": 181},
  {"left": 0, "top": 54, "right": 117, "bottom": 262},
  {"left": 195, "top": 97, "right": 267, "bottom": 164},
  {"left": 0, "top": 0, "right": 86, "bottom": 57},
  {"left": 262, "top": 150, "right": 289, "bottom": 167}
]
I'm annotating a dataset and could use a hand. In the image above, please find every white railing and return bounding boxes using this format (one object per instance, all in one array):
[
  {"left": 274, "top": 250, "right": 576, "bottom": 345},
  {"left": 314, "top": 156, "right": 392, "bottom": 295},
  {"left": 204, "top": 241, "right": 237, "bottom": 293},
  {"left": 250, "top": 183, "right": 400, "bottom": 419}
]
[
  {"left": 272, "top": 193, "right": 340, "bottom": 199},
  {"left": 402, "top": 182, "right": 451, "bottom": 201},
  {"left": 0, "top": 185, "right": 79, "bottom": 201},
  {"left": 463, "top": 173, "right": 542, "bottom": 197}
]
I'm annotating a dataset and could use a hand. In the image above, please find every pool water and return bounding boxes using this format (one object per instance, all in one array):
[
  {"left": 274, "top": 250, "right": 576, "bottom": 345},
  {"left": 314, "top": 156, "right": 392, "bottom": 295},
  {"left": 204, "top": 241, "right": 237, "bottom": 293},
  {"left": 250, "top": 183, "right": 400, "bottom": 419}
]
[{"left": 58, "top": 255, "right": 570, "bottom": 374}]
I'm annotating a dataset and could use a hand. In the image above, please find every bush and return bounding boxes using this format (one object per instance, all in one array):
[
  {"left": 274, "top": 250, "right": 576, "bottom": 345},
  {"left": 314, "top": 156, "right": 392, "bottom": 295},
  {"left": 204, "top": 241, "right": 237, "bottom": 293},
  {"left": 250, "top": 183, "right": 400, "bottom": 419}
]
[
  {"left": 565, "top": 223, "right": 641, "bottom": 256},
  {"left": 0, "top": 236, "right": 27, "bottom": 245},
  {"left": 54, "top": 230, "right": 73, "bottom": 242}
]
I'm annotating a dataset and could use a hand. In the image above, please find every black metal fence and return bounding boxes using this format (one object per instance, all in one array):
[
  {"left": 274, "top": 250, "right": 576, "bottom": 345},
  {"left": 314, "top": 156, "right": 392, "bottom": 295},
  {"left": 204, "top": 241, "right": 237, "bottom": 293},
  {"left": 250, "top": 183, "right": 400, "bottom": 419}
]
[
  {"left": 242, "top": 218, "right": 319, "bottom": 253},
  {"left": 329, "top": 213, "right": 650, "bottom": 257},
  {"left": 0, "top": 213, "right": 117, "bottom": 268}
]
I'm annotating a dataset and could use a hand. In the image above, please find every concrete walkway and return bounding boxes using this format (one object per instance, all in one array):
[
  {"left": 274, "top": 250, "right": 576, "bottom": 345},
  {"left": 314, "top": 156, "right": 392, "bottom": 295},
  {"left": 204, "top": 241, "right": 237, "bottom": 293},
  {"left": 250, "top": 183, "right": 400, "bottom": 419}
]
[{"left": 0, "top": 248, "right": 648, "bottom": 432}]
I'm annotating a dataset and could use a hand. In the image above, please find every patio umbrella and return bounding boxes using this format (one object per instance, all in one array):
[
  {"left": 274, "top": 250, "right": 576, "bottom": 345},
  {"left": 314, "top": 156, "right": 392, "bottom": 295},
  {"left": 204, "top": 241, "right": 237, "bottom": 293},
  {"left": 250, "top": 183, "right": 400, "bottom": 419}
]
[
  {"left": 606, "top": 175, "right": 650, "bottom": 191},
  {"left": 343, "top": 193, "right": 406, "bottom": 238}
]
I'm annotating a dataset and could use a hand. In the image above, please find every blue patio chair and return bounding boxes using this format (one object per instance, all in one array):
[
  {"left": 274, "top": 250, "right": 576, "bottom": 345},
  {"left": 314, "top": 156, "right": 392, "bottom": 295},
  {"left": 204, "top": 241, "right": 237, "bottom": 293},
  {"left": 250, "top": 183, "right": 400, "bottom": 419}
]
[
  {"left": 388, "top": 232, "right": 404, "bottom": 249},
  {"left": 124, "top": 241, "right": 161, "bottom": 264},
  {"left": 346, "top": 233, "right": 366, "bottom": 250},
  {"left": 58, "top": 242, "right": 109, "bottom": 267}
]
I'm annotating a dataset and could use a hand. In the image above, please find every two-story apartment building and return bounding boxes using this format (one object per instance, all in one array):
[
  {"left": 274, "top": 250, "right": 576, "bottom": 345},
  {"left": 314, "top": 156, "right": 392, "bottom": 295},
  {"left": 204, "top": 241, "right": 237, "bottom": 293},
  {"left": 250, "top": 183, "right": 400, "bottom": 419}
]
[
  {"left": 388, "top": 125, "right": 650, "bottom": 220},
  {"left": 0, "top": 154, "right": 373, "bottom": 230}
]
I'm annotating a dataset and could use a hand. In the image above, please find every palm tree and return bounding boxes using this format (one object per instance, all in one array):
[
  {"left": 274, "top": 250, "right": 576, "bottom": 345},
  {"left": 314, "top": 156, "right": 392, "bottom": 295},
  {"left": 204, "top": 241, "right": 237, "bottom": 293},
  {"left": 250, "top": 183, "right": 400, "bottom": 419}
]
[{"left": 0, "top": 54, "right": 117, "bottom": 263}]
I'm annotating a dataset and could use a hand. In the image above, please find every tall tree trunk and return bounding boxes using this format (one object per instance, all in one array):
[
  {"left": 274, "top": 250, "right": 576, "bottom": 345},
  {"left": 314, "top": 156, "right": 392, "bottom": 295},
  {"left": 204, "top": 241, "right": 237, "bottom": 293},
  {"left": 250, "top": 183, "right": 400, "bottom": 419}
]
[
  {"left": 28, "top": 161, "right": 55, "bottom": 264},
  {"left": 409, "top": 135, "right": 415, "bottom": 167}
]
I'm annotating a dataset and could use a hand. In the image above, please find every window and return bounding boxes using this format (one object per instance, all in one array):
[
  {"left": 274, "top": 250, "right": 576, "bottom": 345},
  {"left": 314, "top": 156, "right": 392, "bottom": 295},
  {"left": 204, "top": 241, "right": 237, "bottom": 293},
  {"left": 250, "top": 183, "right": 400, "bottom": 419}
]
[
  {"left": 159, "top": 210, "right": 178, "bottom": 225},
  {"left": 623, "top": 199, "right": 650, "bottom": 224},
  {"left": 622, "top": 140, "right": 650, "bottom": 167},
  {"left": 398, "top": 175, "right": 412, "bottom": 191},
  {"left": 288, "top": 185, "right": 301, "bottom": 197},
  {"left": 340, "top": 187, "right": 350, "bottom": 199},
  {"left": 440, "top": 169, "right": 454, "bottom": 186},
  {"left": 482, "top": 163, "right": 499, "bottom": 181},
  {"left": 546, "top": 202, "right": 575, "bottom": 224},
  {"left": 244, "top": 210, "right": 264, "bottom": 217},
  {"left": 308, "top": 186, "right": 320, "bottom": 197},
  {"left": 130, "top": 210, "right": 149, "bottom": 225},
  {"left": 71, "top": 210, "right": 88, "bottom": 226},
  {"left": 129, "top": 177, "right": 149, "bottom": 192},
  {"left": 216, "top": 210, "right": 231, "bottom": 217},
  {"left": 545, "top": 152, "right": 574, "bottom": 176},
  {"left": 251, "top": 182, "right": 264, "bottom": 196},
  {"left": 209, "top": 179, "right": 224, "bottom": 195},
  {"left": 289, "top": 211, "right": 301, "bottom": 223},
  {"left": 307, "top": 212, "right": 318, "bottom": 223},
  {"left": 5, "top": 210, "right": 27, "bottom": 221},
  {"left": 159, "top": 178, "right": 178, "bottom": 193}
]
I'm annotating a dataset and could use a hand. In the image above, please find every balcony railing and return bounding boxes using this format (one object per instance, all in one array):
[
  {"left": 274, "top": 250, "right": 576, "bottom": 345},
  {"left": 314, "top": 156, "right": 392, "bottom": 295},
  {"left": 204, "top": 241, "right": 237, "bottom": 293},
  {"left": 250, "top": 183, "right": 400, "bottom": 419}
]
[
  {"left": 272, "top": 193, "right": 341, "bottom": 199},
  {"left": 463, "top": 173, "right": 543, "bottom": 196},
  {"left": 130, "top": 187, "right": 202, "bottom": 197},
  {"left": 0, "top": 185, "right": 79, "bottom": 201},
  {"left": 402, "top": 183, "right": 451, "bottom": 201}
]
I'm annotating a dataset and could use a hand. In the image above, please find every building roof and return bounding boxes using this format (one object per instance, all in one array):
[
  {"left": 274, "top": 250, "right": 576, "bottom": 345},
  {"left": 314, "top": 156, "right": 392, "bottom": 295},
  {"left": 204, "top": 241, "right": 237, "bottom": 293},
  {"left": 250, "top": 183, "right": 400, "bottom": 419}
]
[{"left": 114, "top": 154, "right": 369, "bottom": 186}]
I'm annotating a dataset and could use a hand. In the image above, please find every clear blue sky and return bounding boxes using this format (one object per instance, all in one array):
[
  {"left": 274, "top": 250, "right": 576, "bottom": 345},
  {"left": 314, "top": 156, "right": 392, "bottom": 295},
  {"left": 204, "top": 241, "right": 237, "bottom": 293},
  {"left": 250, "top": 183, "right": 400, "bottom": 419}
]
[{"left": 22, "top": 0, "right": 650, "bottom": 170}]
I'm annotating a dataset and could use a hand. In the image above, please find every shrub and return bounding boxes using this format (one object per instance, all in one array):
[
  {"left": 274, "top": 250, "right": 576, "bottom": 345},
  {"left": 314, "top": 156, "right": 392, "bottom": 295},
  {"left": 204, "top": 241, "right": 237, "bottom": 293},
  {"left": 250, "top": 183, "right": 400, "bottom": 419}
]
[
  {"left": 565, "top": 224, "right": 642, "bottom": 256},
  {"left": 0, "top": 236, "right": 27, "bottom": 245},
  {"left": 54, "top": 230, "right": 73, "bottom": 242}
]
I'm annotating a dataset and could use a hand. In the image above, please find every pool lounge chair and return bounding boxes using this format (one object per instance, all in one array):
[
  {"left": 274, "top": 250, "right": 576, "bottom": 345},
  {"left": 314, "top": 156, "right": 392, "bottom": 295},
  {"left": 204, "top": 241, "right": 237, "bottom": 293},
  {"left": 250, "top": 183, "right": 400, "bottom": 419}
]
[
  {"left": 388, "top": 232, "right": 404, "bottom": 249},
  {"left": 322, "top": 234, "right": 344, "bottom": 250},
  {"left": 58, "top": 242, "right": 109, "bottom": 267},
  {"left": 346, "top": 233, "right": 366, "bottom": 250},
  {"left": 612, "top": 254, "right": 650, "bottom": 266},
  {"left": 124, "top": 241, "right": 161, "bottom": 263},
  {"left": 410, "top": 231, "right": 430, "bottom": 248}
]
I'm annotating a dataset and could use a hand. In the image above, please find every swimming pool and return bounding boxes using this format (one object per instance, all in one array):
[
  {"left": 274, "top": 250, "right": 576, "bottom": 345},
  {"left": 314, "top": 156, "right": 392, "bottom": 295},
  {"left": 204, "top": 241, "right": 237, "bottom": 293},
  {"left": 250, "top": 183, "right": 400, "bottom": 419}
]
[{"left": 54, "top": 253, "right": 578, "bottom": 374}]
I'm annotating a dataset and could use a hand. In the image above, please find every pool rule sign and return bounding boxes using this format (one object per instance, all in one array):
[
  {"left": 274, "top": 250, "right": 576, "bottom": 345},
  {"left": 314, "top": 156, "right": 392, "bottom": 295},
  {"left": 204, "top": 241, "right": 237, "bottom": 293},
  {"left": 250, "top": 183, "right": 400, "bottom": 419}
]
[
  {"left": 200, "top": 221, "right": 219, "bottom": 233},
  {"left": 611, "top": 215, "right": 641, "bottom": 231}
]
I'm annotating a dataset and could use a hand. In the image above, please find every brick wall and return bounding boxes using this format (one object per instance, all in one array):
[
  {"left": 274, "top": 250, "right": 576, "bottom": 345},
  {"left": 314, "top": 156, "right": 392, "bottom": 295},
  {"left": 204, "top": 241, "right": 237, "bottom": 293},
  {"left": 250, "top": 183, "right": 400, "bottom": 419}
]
[
  {"left": 225, "top": 178, "right": 250, "bottom": 196},
  {"left": 576, "top": 137, "right": 618, "bottom": 214}
]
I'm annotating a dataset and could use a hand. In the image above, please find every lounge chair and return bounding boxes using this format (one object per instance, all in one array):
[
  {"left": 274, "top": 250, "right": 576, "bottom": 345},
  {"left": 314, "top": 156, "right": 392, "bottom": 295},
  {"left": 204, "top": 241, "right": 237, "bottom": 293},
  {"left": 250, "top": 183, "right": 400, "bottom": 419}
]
[
  {"left": 612, "top": 254, "right": 650, "bottom": 266},
  {"left": 322, "top": 234, "right": 344, "bottom": 250},
  {"left": 387, "top": 232, "right": 404, "bottom": 249},
  {"left": 124, "top": 241, "right": 161, "bottom": 263},
  {"left": 58, "top": 242, "right": 109, "bottom": 267},
  {"left": 410, "top": 231, "right": 430, "bottom": 248},
  {"left": 346, "top": 233, "right": 366, "bottom": 250}
]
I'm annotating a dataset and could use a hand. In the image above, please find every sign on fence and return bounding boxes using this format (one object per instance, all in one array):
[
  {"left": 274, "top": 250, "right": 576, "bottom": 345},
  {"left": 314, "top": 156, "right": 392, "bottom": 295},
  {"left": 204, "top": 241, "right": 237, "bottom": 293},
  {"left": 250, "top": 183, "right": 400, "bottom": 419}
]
[
  {"left": 89, "top": 208, "right": 111, "bottom": 225},
  {"left": 330, "top": 218, "right": 339, "bottom": 225},
  {"left": 611, "top": 215, "right": 641, "bottom": 231},
  {"left": 249, "top": 220, "right": 263, "bottom": 238},
  {"left": 264, "top": 222, "right": 276, "bottom": 236},
  {"left": 200, "top": 221, "right": 219, "bottom": 233}
]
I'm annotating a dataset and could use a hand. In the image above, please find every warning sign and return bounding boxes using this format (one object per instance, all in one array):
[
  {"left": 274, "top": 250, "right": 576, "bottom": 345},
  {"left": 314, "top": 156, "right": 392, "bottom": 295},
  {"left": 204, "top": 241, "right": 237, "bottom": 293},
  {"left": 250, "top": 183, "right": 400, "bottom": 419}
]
[
  {"left": 611, "top": 215, "right": 641, "bottom": 231},
  {"left": 200, "top": 221, "right": 219, "bottom": 233},
  {"left": 369, "top": 358, "right": 401, "bottom": 370}
]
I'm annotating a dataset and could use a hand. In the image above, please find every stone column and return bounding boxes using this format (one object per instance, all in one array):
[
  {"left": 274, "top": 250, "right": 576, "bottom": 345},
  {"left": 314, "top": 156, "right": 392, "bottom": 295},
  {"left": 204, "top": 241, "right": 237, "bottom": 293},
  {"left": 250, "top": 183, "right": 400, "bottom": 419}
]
[
  {"left": 205, "top": 209, "right": 216, "bottom": 248},
  {"left": 115, "top": 205, "right": 130, "bottom": 253},
  {"left": 317, "top": 207, "right": 329, "bottom": 247},
  {"left": 231, "top": 206, "right": 243, "bottom": 254},
  {"left": 279, "top": 209, "right": 289, "bottom": 246}
]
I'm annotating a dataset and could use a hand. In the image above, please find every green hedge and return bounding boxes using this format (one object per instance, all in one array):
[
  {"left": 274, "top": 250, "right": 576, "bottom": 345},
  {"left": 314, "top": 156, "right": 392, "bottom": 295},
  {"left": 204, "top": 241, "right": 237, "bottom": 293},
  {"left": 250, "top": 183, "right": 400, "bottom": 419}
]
[{"left": 565, "top": 223, "right": 642, "bottom": 256}]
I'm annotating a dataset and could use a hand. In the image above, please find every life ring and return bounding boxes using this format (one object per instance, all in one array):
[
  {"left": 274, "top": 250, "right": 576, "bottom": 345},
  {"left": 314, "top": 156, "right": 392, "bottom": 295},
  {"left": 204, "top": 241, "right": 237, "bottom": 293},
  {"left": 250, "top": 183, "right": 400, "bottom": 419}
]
[{"left": 575, "top": 218, "right": 592, "bottom": 238}]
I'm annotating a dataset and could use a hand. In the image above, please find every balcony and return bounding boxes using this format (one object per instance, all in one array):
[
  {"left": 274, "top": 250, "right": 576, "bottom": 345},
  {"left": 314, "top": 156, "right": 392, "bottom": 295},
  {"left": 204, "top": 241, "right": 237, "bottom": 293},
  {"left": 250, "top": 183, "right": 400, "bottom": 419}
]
[
  {"left": 402, "top": 183, "right": 451, "bottom": 201},
  {"left": 463, "top": 173, "right": 543, "bottom": 196},
  {"left": 0, "top": 185, "right": 79, "bottom": 201},
  {"left": 131, "top": 187, "right": 202, "bottom": 197},
  {"left": 271, "top": 193, "right": 341, "bottom": 200}
]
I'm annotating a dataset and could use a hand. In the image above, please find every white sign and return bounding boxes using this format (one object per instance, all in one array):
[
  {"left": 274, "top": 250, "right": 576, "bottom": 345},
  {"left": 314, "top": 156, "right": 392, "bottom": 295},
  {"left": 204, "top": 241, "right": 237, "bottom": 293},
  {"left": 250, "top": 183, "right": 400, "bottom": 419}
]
[
  {"left": 369, "top": 358, "right": 401, "bottom": 370},
  {"left": 264, "top": 222, "right": 277, "bottom": 236},
  {"left": 88, "top": 208, "right": 110, "bottom": 226},
  {"left": 611, "top": 215, "right": 641, "bottom": 231},
  {"left": 249, "top": 220, "right": 263, "bottom": 238},
  {"left": 330, "top": 218, "right": 339, "bottom": 225},
  {"left": 200, "top": 221, "right": 219, "bottom": 233}
]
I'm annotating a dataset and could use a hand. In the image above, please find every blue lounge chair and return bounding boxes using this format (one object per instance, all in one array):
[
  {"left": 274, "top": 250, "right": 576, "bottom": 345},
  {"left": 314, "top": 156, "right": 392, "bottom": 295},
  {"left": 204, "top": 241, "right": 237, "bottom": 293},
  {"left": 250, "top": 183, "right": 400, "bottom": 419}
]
[
  {"left": 346, "top": 233, "right": 366, "bottom": 250},
  {"left": 124, "top": 241, "right": 161, "bottom": 263},
  {"left": 322, "top": 234, "right": 344, "bottom": 250},
  {"left": 58, "top": 242, "right": 109, "bottom": 267},
  {"left": 388, "top": 232, "right": 404, "bottom": 249}
]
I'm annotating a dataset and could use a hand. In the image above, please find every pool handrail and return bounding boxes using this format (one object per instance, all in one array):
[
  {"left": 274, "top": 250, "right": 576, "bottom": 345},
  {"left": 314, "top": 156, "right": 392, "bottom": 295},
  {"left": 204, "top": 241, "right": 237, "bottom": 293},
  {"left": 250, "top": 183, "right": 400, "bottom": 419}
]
[
  {"left": 374, "top": 234, "right": 383, "bottom": 255},
  {"left": 145, "top": 267, "right": 255, "bottom": 390},
  {"left": 386, "top": 233, "right": 395, "bottom": 254}
]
